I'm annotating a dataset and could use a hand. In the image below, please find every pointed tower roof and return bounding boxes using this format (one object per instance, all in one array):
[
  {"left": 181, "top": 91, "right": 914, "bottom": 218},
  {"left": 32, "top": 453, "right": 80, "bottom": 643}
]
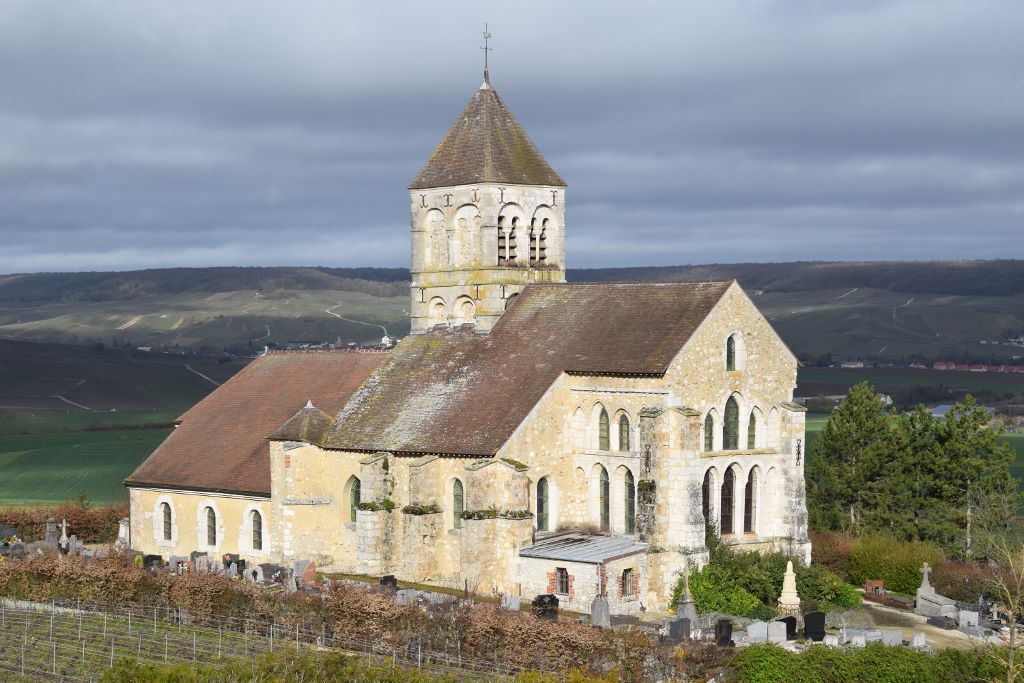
[{"left": 409, "top": 81, "right": 565, "bottom": 190}]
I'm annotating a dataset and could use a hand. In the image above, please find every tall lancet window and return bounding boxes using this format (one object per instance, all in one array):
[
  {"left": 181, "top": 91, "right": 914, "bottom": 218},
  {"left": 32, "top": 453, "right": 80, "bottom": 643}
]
[
  {"left": 536, "top": 477, "right": 549, "bottom": 532},
  {"left": 624, "top": 470, "right": 636, "bottom": 534},
  {"left": 497, "top": 216, "right": 507, "bottom": 264},
  {"left": 508, "top": 217, "right": 518, "bottom": 261},
  {"left": 539, "top": 218, "right": 548, "bottom": 262},
  {"left": 724, "top": 397, "right": 739, "bottom": 450}
]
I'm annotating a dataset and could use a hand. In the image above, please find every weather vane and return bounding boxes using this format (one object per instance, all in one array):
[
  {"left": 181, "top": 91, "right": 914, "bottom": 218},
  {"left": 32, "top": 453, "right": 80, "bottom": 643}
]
[{"left": 481, "top": 23, "right": 492, "bottom": 82}]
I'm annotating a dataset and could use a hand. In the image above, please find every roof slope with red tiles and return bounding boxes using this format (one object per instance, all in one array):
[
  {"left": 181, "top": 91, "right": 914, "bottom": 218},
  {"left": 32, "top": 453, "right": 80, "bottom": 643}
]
[
  {"left": 408, "top": 82, "right": 565, "bottom": 190},
  {"left": 125, "top": 350, "right": 386, "bottom": 497},
  {"left": 322, "top": 282, "right": 732, "bottom": 456}
]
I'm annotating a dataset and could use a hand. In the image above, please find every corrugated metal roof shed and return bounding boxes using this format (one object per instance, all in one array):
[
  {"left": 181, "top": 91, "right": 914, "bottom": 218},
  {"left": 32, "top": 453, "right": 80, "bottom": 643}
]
[{"left": 518, "top": 533, "right": 648, "bottom": 565}]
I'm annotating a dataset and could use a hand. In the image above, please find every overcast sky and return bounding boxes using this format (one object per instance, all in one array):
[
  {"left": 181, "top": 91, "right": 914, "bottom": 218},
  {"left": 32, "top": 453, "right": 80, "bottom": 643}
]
[{"left": 1, "top": 0, "right": 1022, "bottom": 274}]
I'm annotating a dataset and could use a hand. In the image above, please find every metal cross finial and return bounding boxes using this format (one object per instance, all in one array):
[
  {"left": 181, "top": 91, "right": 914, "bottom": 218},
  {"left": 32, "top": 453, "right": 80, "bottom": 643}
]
[{"left": 481, "top": 24, "right": 493, "bottom": 82}]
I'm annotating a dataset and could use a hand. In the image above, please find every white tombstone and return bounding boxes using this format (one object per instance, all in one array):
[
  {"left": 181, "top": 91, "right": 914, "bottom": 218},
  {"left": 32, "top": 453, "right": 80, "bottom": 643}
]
[
  {"left": 910, "top": 632, "right": 926, "bottom": 648},
  {"left": 747, "top": 621, "right": 769, "bottom": 643},
  {"left": 960, "top": 610, "right": 979, "bottom": 627},
  {"left": 864, "top": 630, "right": 882, "bottom": 642},
  {"left": 823, "top": 634, "right": 840, "bottom": 647},
  {"left": 500, "top": 593, "right": 520, "bottom": 611},
  {"left": 881, "top": 631, "right": 902, "bottom": 646},
  {"left": 850, "top": 635, "right": 866, "bottom": 648},
  {"left": 767, "top": 621, "right": 787, "bottom": 644}
]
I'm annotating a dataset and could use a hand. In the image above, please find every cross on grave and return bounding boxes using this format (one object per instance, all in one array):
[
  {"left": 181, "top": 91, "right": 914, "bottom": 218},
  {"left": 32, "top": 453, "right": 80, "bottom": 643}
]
[
  {"left": 59, "top": 519, "right": 69, "bottom": 543},
  {"left": 920, "top": 562, "right": 932, "bottom": 590}
]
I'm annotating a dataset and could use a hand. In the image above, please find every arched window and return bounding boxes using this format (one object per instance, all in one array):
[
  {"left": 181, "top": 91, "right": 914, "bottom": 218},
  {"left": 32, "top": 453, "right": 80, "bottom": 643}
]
[
  {"left": 701, "top": 471, "right": 712, "bottom": 526},
  {"left": 205, "top": 506, "right": 216, "bottom": 547},
  {"left": 747, "top": 411, "right": 757, "bottom": 450},
  {"left": 724, "top": 397, "right": 739, "bottom": 450},
  {"left": 497, "top": 220, "right": 507, "bottom": 264},
  {"left": 599, "top": 466, "right": 610, "bottom": 532},
  {"left": 453, "top": 479, "right": 464, "bottom": 530},
  {"left": 529, "top": 220, "right": 539, "bottom": 262},
  {"left": 508, "top": 217, "right": 518, "bottom": 261},
  {"left": 744, "top": 469, "right": 758, "bottom": 534},
  {"left": 624, "top": 470, "right": 636, "bottom": 534},
  {"left": 160, "top": 502, "right": 172, "bottom": 541},
  {"left": 349, "top": 477, "right": 361, "bottom": 523},
  {"left": 598, "top": 408, "right": 610, "bottom": 451},
  {"left": 704, "top": 414, "right": 714, "bottom": 452},
  {"left": 537, "top": 477, "right": 549, "bottom": 532},
  {"left": 251, "top": 510, "right": 263, "bottom": 551},
  {"left": 726, "top": 335, "right": 737, "bottom": 371},
  {"left": 539, "top": 218, "right": 548, "bottom": 262},
  {"left": 618, "top": 415, "right": 630, "bottom": 451},
  {"left": 721, "top": 469, "right": 735, "bottom": 535}
]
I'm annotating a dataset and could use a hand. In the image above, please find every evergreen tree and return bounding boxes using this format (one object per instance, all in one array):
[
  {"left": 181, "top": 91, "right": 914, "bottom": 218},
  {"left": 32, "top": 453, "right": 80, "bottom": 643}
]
[{"left": 808, "top": 385, "right": 1020, "bottom": 558}]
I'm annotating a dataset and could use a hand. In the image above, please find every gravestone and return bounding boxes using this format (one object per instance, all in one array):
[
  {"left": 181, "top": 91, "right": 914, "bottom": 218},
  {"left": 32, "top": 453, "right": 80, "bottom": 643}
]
[
  {"left": 380, "top": 574, "right": 398, "bottom": 591},
  {"left": 285, "top": 570, "right": 298, "bottom": 592},
  {"left": 301, "top": 560, "right": 317, "bottom": 586},
  {"left": 803, "top": 611, "right": 826, "bottom": 642},
  {"left": 168, "top": 556, "right": 189, "bottom": 574},
  {"left": 850, "top": 634, "right": 866, "bottom": 648},
  {"left": 864, "top": 579, "right": 885, "bottom": 596},
  {"left": 823, "top": 634, "right": 840, "bottom": 647},
  {"left": 294, "top": 560, "right": 312, "bottom": 588},
  {"left": 532, "top": 594, "right": 559, "bottom": 621},
  {"left": 881, "top": 630, "right": 903, "bottom": 646},
  {"left": 960, "top": 610, "right": 979, "bottom": 627},
  {"left": 190, "top": 551, "right": 207, "bottom": 564},
  {"left": 7, "top": 542, "right": 25, "bottom": 559},
  {"left": 260, "top": 563, "right": 283, "bottom": 582},
  {"left": 777, "top": 615, "right": 798, "bottom": 640},
  {"left": 767, "top": 621, "right": 787, "bottom": 644},
  {"left": 115, "top": 518, "right": 130, "bottom": 549},
  {"left": 142, "top": 554, "right": 163, "bottom": 570},
  {"left": 667, "top": 617, "right": 690, "bottom": 643},
  {"left": 45, "top": 519, "right": 57, "bottom": 545},
  {"left": 590, "top": 595, "right": 611, "bottom": 629},
  {"left": 915, "top": 562, "right": 958, "bottom": 618},
  {"left": 747, "top": 621, "right": 768, "bottom": 643},
  {"left": 249, "top": 565, "right": 264, "bottom": 582},
  {"left": 910, "top": 632, "right": 926, "bottom": 648},
  {"left": 66, "top": 535, "right": 80, "bottom": 555},
  {"left": 715, "top": 619, "right": 734, "bottom": 647},
  {"left": 500, "top": 593, "right": 520, "bottom": 611},
  {"left": 227, "top": 562, "right": 238, "bottom": 578},
  {"left": 222, "top": 553, "right": 239, "bottom": 570},
  {"left": 864, "top": 630, "right": 882, "bottom": 642},
  {"left": 927, "top": 615, "right": 955, "bottom": 630},
  {"left": 0, "top": 523, "right": 21, "bottom": 542}
]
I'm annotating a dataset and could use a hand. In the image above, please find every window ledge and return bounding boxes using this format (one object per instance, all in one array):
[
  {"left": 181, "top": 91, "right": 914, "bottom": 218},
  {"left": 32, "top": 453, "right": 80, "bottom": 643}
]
[{"left": 699, "top": 448, "right": 777, "bottom": 458}]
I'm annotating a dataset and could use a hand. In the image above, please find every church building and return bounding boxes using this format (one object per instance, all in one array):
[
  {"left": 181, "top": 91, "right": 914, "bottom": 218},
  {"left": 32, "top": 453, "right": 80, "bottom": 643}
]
[{"left": 125, "top": 71, "right": 810, "bottom": 613}]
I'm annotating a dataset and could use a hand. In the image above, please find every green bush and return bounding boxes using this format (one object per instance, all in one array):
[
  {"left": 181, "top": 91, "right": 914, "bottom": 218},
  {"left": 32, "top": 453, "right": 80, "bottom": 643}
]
[
  {"left": 731, "top": 642, "right": 1004, "bottom": 683},
  {"left": 670, "top": 544, "right": 857, "bottom": 618},
  {"left": 847, "top": 533, "right": 944, "bottom": 594}
]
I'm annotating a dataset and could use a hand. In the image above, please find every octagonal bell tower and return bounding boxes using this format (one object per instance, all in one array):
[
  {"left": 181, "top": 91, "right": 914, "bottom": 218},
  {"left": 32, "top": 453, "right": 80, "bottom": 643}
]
[{"left": 408, "top": 75, "right": 566, "bottom": 333}]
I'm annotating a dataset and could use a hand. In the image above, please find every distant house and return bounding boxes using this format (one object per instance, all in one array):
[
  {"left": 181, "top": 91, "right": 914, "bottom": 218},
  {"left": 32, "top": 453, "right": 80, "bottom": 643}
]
[
  {"left": 930, "top": 404, "right": 994, "bottom": 419},
  {"left": 932, "top": 361, "right": 954, "bottom": 370}
]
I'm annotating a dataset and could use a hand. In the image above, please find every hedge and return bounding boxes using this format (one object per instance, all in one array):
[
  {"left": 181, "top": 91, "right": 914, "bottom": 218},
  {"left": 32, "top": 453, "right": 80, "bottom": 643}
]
[{"left": 847, "top": 534, "right": 944, "bottom": 594}]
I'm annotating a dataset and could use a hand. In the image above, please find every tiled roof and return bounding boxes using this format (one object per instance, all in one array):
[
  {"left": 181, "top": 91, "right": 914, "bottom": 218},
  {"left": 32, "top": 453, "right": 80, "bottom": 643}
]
[
  {"left": 321, "top": 282, "right": 732, "bottom": 456},
  {"left": 519, "top": 533, "right": 649, "bottom": 564},
  {"left": 269, "top": 401, "right": 335, "bottom": 443},
  {"left": 125, "top": 350, "right": 386, "bottom": 497},
  {"left": 408, "top": 81, "right": 565, "bottom": 190}
]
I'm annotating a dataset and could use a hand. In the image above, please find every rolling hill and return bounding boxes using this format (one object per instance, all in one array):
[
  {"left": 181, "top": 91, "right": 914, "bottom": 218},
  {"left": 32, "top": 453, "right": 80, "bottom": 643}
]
[{"left": 0, "top": 261, "right": 1022, "bottom": 363}]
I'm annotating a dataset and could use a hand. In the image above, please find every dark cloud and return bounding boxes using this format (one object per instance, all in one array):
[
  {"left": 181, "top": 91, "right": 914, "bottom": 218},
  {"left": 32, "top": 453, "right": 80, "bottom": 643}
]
[{"left": 0, "top": 0, "right": 1022, "bottom": 273}]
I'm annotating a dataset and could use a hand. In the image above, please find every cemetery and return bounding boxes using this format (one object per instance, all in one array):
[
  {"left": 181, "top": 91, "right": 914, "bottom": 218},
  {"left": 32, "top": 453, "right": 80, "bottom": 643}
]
[{"left": 0, "top": 516, "right": 1017, "bottom": 681}]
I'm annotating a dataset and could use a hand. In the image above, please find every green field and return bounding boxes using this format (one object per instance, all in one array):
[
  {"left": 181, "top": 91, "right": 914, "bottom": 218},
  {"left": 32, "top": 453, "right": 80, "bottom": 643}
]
[{"left": 0, "top": 414, "right": 171, "bottom": 505}]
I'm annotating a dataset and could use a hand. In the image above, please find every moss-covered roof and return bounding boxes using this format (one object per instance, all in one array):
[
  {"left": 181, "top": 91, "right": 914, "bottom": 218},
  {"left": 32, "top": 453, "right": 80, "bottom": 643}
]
[
  {"left": 409, "top": 81, "right": 565, "bottom": 190},
  {"left": 321, "top": 282, "right": 733, "bottom": 456}
]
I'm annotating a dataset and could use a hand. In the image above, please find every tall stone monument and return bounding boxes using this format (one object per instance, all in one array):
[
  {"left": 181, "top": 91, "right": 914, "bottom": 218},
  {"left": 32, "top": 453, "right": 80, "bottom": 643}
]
[{"left": 777, "top": 560, "right": 801, "bottom": 616}]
